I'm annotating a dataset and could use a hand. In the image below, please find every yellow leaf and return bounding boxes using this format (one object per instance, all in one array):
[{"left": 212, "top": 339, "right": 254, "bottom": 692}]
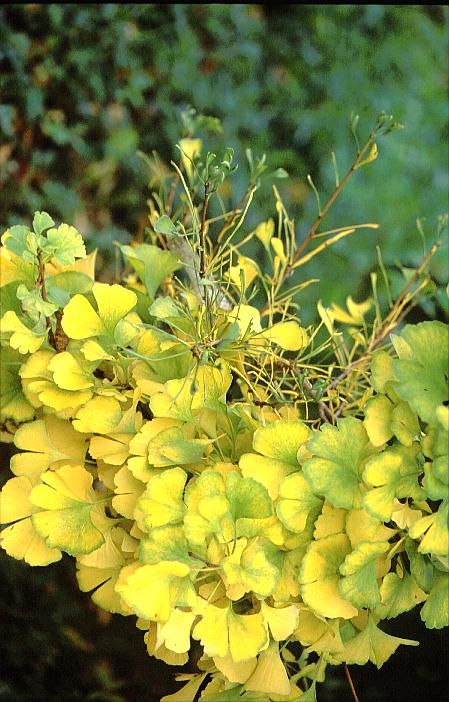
[
  {"left": 229, "top": 255, "right": 259, "bottom": 290},
  {"left": 179, "top": 138, "right": 202, "bottom": 179},
  {"left": 11, "top": 415, "right": 89, "bottom": 484},
  {"left": 259, "top": 321, "right": 309, "bottom": 351},
  {"left": 254, "top": 218, "right": 275, "bottom": 249},
  {"left": 160, "top": 608, "right": 196, "bottom": 653},
  {"left": 0, "top": 476, "right": 61, "bottom": 566},
  {"left": 1, "top": 311, "right": 45, "bottom": 354},
  {"left": 48, "top": 351, "right": 94, "bottom": 391},
  {"left": 245, "top": 640, "right": 291, "bottom": 696}
]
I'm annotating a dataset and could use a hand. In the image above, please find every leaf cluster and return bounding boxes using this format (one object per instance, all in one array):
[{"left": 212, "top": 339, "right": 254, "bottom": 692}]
[{"left": 0, "top": 124, "right": 448, "bottom": 701}]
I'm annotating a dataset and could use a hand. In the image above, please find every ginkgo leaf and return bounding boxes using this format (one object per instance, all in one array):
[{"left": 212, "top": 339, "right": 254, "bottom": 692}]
[
  {"left": 90, "top": 433, "right": 132, "bottom": 466},
  {"left": 304, "top": 418, "right": 375, "bottom": 510},
  {"left": 239, "top": 453, "right": 297, "bottom": 500},
  {"left": 313, "top": 501, "right": 346, "bottom": 540},
  {"left": 76, "top": 527, "right": 134, "bottom": 614},
  {"left": 45, "top": 223, "right": 86, "bottom": 265},
  {"left": 193, "top": 602, "right": 268, "bottom": 662},
  {"left": 261, "top": 602, "right": 299, "bottom": 641},
  {"left": 408, "top": 500, "right": 449, "bottom": 557},
  {"left": 0, "top": 475, "right": 62, "bottom": 565},
  {"left": 363, "top": 394, "right": 394, "bottom": 447},
  {"left": 225, "top": 471, "right": 272, "bottom": 521},
  {"left": 160, "top": 608, "right": 196, "bottom": 654},
  {"left": 115, "top": 560, "right": 196, "bottom": 622},
  {"left": 62, "top": 282, "right": 137, "bottom": 341},
  {"left": 299, "top": 533, "right": 358, "bottom": 619},
  {"left": 11, "top": 415, "right": 89, "bottom": 484},
  {"left": 390, "top": 402, "right": 419, "bottom": 447},
  {"left": 252, "top": 420, "right": 309, "bottom": 466},
  {"left": 391, "top": 321, "right": 449, "bottom": 424},
  {"left": 135, "top": 467, "right": 188, "bottom": 531},
  {"left": 150, "top": 364, "right": 232, "bottom": 420},
  {"left": 139, "top": 525, "right": 197, "bottom": 568},
  {"left": 0, "top": 346, "right": 35, "bottom": 422},
  {"left": 112, "top": 465, "right": 145, "bottom": 519},
  {"left": 420, "top": 571, "right": 449, "bottom": 629},
  {"left": 229, "top": 255, "right": 259, "bottom": 290},
  {"left": 221, "top": 536, "right": 279, "bottom": 600},
  {"left": 362, "top": 446, "right": 424, "bottom": 522},
  {"left": 259, "top": 321, "right": 309, "bottom": 351},
  {"left": 254, "top": 219, "right": 275, "bottom": 250},
  {"left": 127, "top": 417, "right": 182, "bottom": 482},
  {"left": 73, "top": 395, "right": 137, "bottom": 435},
  {"left": 30, "top": 465, "right": 108, "bottom": 555},
  {"left": 146, "top": 426, "right": 211, "bottom": 467},
  {"left": 276, "top": 472, "right": 323, "bottom": 533},
  {"left": 377, "top": 571, "right": 427, "bottom": 619},
  {"left": 120, "top": 243, "right": 181, "bottom": 300},
  {"left": 245, "top": 640, "right": 291, "bottom": 696},
  {"left": 213, "top": 651, "right": 257, "bottom": 685},
  {"left": 334, "top": 615, "right": 418, "bottom": 668},
  {"left": 338, "top": 541, "right": 389, "bottom": 609},
  {"left": 47, "top": 351, "right": 95, "bottom": 391},
  {"left": 1, "top": 311, "right": 45, "bottom": 354}
]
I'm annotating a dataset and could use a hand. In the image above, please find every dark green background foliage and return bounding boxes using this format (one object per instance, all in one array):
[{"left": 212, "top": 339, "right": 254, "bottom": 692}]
[
  {"left": 0, "top": 5, "right": 448, "bottom": 700},
  {"left": 1, "top": 4, "right": 448, "bottom": 304}
]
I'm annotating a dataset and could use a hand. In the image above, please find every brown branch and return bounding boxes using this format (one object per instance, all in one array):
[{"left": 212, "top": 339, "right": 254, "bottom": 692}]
[
  {"left": 291, "top": 133, "right": 376, "bottom": 267},
  {"left": 343, "top": 663, "right": 360, "bottom": 702}
]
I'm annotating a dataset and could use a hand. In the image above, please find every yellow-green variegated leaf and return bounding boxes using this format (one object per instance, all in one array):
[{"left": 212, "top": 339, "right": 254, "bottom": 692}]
[
  {"left": 47, "top": 351, "right": 95, "bottom": 391},
  {"left": 408, "top": 501, "right": 449, "bottom": 557},
  {"left": 377, "top": 571, "right": 427, "bottom": 619},
  {"left": 338, "top": 541, "right": 389, "bottom": 609},
  {"left": 391, "top": 321, "right": 449, "bottom": 425},
  {"left": 0, "top": 311, "right": 46, "bottom": 354},
  {"left": 0, "top": 476, "right": 62, "bottom": 565},
  {"left": 362, "top": 447, "right": 424, "bottom": 522},
  {"left": 304, "top": 418, "right": 375, "bottom": 510},
  {"left": 299, "top": 533, "right": 358, "bottom": 619},
  {"left": 276, "top": 472, "right": 323, "bottom": 533},
  {"left": 334, "top": 615, "right": 418, "bottom": 668},
  {"left": 239, "top": 453, "right": 297, "bottom": 500},
  {"left": 62, "top": 282, "right": 137, "bottom": 341},
  {"left": 0, "top": 346, "right": 35, "bottom": 422},
  {"left": 30, "top": 465, "right": 109, "bottom": 555},
  {"left": 420, "top": 571, "right": 449, "bottom": 629},
  {"left": 221, "top": 537, "right": 279, "bottom": 600},
  {"left": 135, "top": 467, "right": 188, "bottom": 531},
  {"left": 112, "top": 465, "right": 145, "bottom": 519},
  {"left": 252, "top": 420, "right": 309, "bottom": 466}
]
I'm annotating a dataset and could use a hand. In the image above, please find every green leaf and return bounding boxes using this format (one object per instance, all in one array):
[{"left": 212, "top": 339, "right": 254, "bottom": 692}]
[
  {"left": 391, "top": 322, "right": 449, "bottom": 424},
  {"left": 221, "top": 536, "right": 280, "bottom": 600},
  {"left": 377, "top": 571, "right": 427, "bottom": 619},
  {"left": 43, "top": 223, "right": 86, "bottom": 265},
  {"left": 120, "top": 243, "right": 181, "bottom": 300},
  {"left": 420, "top": 571, "right": 449, "bottom": 629},
  {"left": 276, "top": 472, "right": 323, "bottom": 533},
  {"left": 32, "top": 211, "right": 55, "bottom": 236},
  {"left": 154, "top": 215, "right": 178, "bottom": 237},
  {"left": 338, "top": 541, "right": 389, "bottom": 609},
  {"left": 362, "top": 446, "right": 424, "bottom": 522},
  {"left": 304, "top": 418, "right": 375, "bottom": 510},
  {"left": 408, "top": 500, "right": 449, "bottom": 557}
]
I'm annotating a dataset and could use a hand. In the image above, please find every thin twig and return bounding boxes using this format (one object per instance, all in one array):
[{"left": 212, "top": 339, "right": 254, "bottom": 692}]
[
  {"left": 199, "top": 182, "right": 210, "bottom": 278},
  {"left": 343, "top": 663, "right": 360, "bottom": 702},
  {"left": 36, "top": 248, "right": 56, "bottom": 349}
]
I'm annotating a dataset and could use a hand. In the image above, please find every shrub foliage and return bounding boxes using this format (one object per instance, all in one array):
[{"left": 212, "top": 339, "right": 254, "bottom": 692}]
[{"left": 0, "top": 117, "right": 448, "bottom": 701}]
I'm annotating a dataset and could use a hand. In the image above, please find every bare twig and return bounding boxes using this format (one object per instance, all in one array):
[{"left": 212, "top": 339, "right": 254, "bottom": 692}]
[
  {"left": 199, "top": 182, "right": 210, "bottom": 278},
  {"left": 36, "top": 248, "right": 56, "bottom": 349},
  {"left": 343, "top": 663, "right": 360, "bottom": 702}
]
